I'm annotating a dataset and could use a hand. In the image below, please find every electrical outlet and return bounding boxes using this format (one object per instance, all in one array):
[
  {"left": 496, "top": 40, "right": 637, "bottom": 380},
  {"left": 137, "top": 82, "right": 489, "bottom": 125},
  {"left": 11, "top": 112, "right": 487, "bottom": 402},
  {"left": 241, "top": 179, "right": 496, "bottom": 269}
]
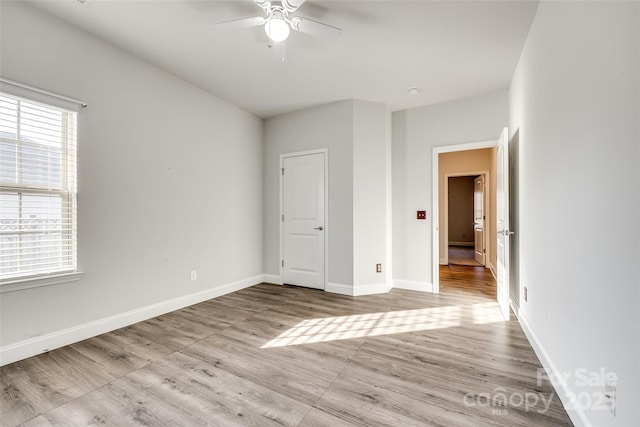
[
  {"left": 524, "top": 286, "right": 528, "bottom": 302},
  {"left": 376, "top": 264, "right": 382, "bottom": 273},
  {"left": 190, "top": 270, "right": 197, "bottom": 281},
  {"left": 605, "top": 380, "right": 616, "bottom": 416}
]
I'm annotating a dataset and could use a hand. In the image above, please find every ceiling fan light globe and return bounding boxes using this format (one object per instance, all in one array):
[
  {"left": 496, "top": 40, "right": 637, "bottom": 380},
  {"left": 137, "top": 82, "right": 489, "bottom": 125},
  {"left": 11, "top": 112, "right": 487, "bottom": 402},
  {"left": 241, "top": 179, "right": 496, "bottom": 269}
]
[{"left": 265, "top": 18, "right": 290, "bottom": 42}]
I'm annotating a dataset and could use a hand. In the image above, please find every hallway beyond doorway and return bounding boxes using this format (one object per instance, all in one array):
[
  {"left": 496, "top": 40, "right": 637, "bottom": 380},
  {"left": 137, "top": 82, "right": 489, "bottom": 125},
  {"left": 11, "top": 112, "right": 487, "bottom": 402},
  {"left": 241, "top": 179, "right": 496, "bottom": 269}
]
[{"left": 448, "top": 245, "right": 482, "bottom": 267}]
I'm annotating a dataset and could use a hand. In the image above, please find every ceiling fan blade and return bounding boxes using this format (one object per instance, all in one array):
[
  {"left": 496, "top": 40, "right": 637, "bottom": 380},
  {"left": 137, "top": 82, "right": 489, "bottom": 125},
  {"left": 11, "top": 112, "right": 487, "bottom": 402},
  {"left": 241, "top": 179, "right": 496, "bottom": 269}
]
[
  {"left": 214, "top": 16, "right": 265, "bottom": 31},
  {"left": 253, "top": 0, "right": 271, "bottom": 11},
  {"left": 290, "top": 17, "right": 342, "bottom": 40},
  {"left": 282, "top": 0, "right": 306, "bottom": 13}
]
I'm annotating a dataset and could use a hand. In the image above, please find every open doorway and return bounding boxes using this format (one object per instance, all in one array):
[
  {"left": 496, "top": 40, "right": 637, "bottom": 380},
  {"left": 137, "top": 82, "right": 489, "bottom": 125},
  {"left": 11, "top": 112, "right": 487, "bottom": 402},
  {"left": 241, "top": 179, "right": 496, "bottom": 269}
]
[
  {"left": 431, "top": 129, "right": 511, "bottom": 318},
  {"left": 446, "top": 174, "right": 486, "bottom": 267},
  {"left": 434, "top": 146, "right": 497, "bottom": 299}
]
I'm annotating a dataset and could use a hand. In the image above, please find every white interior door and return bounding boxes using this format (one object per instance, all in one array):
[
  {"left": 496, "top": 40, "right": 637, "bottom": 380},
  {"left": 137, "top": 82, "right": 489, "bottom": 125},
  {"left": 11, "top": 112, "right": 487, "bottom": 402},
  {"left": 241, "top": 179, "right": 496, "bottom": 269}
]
[
  {"left": 473, "top": 175, "right": 485, "bottom": 266},
  {"left": 496, "top": 127, "right": 510, "bottom": 319},
  {"left": 282, "top": 152, "right": 325, "bottom": 290}
]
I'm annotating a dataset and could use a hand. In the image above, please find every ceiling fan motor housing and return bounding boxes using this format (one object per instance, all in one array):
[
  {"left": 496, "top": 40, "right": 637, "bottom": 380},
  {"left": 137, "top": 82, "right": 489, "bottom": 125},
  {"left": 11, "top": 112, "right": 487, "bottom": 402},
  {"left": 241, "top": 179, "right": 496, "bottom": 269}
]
[
  {"left": 264, "top": 9, "right": 290, "bottom": 42},
  {"left": 214, "top": 0, "right": 341, "bottom": 45}
]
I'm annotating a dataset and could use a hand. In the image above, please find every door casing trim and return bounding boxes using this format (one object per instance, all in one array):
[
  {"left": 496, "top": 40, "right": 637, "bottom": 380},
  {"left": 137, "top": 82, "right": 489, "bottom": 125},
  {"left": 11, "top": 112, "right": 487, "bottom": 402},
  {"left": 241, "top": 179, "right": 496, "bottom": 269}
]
[
  {"left": 279, "top": 149, "right": 329, "bottom": 290},
  {"left": 432, "top": 140, "right": 496, "bottom": 293}
]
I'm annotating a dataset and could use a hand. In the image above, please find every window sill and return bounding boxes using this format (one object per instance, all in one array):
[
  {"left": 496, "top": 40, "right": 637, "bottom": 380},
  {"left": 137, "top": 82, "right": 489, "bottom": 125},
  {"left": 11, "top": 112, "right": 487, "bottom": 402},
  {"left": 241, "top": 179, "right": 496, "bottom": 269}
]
[{"left": 0, "top": 271, "right": 84, "bottom": 294}]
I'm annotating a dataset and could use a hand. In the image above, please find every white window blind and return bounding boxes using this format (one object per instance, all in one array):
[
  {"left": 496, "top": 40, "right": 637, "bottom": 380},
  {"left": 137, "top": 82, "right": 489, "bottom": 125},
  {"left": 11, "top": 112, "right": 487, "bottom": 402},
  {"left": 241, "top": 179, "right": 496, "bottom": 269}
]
[{"left": 0, "top": 93, "right": 78, "bottom": 281}]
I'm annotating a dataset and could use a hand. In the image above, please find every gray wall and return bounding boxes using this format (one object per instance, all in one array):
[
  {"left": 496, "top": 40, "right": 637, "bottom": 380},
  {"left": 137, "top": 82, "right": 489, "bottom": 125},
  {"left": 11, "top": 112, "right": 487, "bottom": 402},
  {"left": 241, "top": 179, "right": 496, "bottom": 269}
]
[
  {"left": 392, "top": 90, "right": 508, "bottom": 288},
  {"left": 263, "top": 100, "right": 390, "bottom": 292},
  {"left": 510, "top": 2, "right": 639, "bottom": 425},
  {"left": 353, "top": 101, "right": 390, "bottom": 287},
  {"left": 263, "top": 101, "right": 354, "bottom": 286},
  {"left": 0, "top": 2, "right": 263, "bottom": 346}
]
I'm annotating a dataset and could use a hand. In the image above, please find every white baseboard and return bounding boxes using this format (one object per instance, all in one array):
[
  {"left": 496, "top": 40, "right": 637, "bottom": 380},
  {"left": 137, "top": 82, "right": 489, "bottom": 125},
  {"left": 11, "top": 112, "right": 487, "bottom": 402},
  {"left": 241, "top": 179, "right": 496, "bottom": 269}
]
[
  {"left": 393, "top": 279, "right": 433, "bottom": 293},
  {"left": 353, "top": 282, "right": 392, "bottom": 296},
  {"left": 262, "top": 274, "right": 281, "bottom": 285},
  {"left": 319, "top": 282, "right": 394, "bottom": 297},
  {"left": 0, "top": 274, "right": 263, "bottom": 367},
  {"left": 488, "top": 262, "right": 497, "bottom": 279},
  {"left": 439, "top": 257, "right": 448, "bottom": 265},
  {"left": 518, "top": 312, "right": 591, "bottom": 427},
  {"left": 509, "top": 296, "right": 519, "bottom": 320},
  {"left": 326, "top": 282, "right": 353, "bottom": 296},
  {"left": 449, "top": 241, "right": 474, "bottom": 247}
]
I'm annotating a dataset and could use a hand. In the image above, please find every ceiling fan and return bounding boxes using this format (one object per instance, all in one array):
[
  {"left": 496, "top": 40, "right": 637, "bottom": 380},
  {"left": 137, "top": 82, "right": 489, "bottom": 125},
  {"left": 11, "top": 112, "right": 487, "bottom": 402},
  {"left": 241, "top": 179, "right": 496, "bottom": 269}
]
[{"left": 215, "top": 0, "right": 342, "bottom": 44}]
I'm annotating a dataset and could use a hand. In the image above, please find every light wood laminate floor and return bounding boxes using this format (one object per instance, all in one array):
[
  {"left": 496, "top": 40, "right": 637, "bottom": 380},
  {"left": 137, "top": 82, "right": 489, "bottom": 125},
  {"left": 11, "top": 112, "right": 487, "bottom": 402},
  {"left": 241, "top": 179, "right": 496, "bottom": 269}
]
[{"left": 1, "top": 283, "right": 572, "bottom": 426}]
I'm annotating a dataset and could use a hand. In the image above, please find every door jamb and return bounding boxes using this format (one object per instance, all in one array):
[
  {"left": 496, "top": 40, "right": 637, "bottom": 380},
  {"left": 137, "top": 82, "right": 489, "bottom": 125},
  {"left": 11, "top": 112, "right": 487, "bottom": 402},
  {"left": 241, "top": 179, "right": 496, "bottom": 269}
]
[
  {"left": 443, "top": 171, "right": 489, "bottom": 266},
  {"left": 432, "top": 140, "right": 496, "bottom": 293},
  {"left": 279, "top": 148, "right": 329, "bottom": 290}
]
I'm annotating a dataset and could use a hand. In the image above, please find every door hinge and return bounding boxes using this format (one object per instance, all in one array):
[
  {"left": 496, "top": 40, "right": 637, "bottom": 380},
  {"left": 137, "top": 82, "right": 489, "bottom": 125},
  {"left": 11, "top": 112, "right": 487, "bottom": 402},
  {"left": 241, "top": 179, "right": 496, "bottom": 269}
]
[
  {"left": 281, "top": 168, "right": 284, "bottom": 175},
  {"left": 282, "top": 214, "right": 284, "bottom": 221},
  {"left": 281, "top": 260, "right": 284, "bottom": 267},
  {"left": 483, "top": 249, "right": 486, "bottom": 253},
  {"left": 483, "top": 215, "right": 486, "bottom": 220}
]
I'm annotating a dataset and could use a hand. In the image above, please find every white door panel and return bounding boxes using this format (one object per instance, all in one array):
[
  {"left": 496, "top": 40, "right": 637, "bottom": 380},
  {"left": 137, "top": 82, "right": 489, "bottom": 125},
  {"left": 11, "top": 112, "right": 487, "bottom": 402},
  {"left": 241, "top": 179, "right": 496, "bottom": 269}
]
[
  {"left": 496, "top": 128, "right": 510, "bottom": 319},
  {"left": 473, "top": 175, "right": 485, "bottom": 266},
  {"left": 282, "top": 153, "right": 325, "bottom": 290}
]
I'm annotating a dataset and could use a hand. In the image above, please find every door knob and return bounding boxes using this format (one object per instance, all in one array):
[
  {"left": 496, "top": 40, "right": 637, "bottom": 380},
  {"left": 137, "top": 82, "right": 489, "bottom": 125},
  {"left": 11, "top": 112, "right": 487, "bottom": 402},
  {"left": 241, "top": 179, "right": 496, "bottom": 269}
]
[{"left": 314, "top": 226, "right": 324, "bottom": 231}]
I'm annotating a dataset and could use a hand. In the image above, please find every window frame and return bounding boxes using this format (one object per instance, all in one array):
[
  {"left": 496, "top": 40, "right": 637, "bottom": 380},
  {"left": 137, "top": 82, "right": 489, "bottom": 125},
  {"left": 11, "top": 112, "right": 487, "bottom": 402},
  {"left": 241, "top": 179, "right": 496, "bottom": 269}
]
[{"left": 0, "top": 92, "right": 82, "bottom": 292}]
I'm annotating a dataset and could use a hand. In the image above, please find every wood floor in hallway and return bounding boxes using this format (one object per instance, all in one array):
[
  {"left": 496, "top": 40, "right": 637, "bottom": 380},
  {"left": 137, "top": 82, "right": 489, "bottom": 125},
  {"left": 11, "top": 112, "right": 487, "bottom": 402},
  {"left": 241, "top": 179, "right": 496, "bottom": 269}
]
[
  {"left": 440, "top": 263, "right": 497, "bottom": 298},
  {"left": 1, "top": 283, "right": 572, "bottom": 427},
  {"left": 447, "top": 245, "right": 482, "bottom": 267}
]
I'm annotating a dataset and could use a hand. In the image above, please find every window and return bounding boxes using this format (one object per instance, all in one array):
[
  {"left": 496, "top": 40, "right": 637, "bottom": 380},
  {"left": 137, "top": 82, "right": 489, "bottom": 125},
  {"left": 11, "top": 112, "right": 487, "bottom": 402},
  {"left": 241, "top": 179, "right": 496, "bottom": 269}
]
[{"left": 0, "top": 93, "right": 78, "bottom": 282}]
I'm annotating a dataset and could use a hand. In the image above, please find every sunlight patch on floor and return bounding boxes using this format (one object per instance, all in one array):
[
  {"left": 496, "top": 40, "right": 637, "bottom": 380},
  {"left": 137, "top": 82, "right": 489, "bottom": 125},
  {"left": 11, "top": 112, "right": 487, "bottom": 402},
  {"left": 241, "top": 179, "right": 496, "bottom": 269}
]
[{"left": 262, "top": 302, "right": 505, "bottom": 348}]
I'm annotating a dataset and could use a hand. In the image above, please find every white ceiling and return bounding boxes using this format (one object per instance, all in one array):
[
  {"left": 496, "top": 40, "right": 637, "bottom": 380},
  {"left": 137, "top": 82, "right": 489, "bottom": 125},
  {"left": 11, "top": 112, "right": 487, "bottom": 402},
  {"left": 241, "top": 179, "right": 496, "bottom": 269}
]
[{"left": 27, "top": 0, "right": 539, "bottom": 118}]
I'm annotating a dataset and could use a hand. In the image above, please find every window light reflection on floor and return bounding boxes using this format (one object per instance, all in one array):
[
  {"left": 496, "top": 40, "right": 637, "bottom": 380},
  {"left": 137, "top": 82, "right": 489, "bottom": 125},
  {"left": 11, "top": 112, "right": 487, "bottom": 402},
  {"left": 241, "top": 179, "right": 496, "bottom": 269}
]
[{"left": 262, "top": 302, "right": 505, "bottom": 348}]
